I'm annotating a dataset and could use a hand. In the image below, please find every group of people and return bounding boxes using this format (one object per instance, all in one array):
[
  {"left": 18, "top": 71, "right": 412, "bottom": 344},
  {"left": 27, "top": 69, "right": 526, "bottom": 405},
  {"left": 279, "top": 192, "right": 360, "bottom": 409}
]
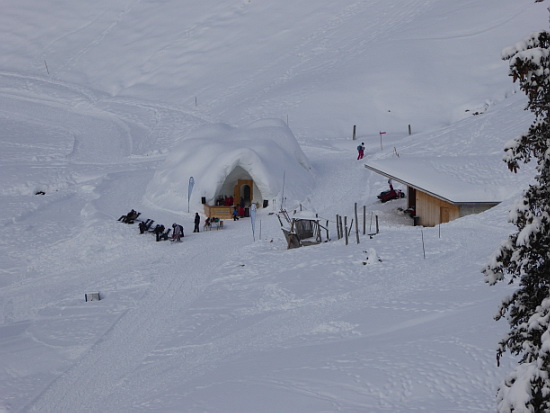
[
  {"left": 204, "top": 216, "right": 223, "bottom": 229},
  {"left": 164, "top": 211, "right": 201, "bottom": 241},
  {"left": 139, "top": 221, "right": 183, "bottom": 242},
  {"left": 120, "top": 210, "right": 203, "bottom": 243},
  {"left": 215, "top": 195, "right": 235, "bottom": 206},
  {"left": 167, "top": 212, "right": 201, "bottom": 240},
  {"left": 233, "top": 202, "right": 257, "bottom": 221}
]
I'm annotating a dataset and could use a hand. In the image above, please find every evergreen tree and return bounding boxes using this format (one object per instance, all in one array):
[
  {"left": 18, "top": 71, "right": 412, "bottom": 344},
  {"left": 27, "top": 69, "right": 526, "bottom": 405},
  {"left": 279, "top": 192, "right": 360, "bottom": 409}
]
[{"left": 483, "top": 17, "right": 550, "bottom": 413}]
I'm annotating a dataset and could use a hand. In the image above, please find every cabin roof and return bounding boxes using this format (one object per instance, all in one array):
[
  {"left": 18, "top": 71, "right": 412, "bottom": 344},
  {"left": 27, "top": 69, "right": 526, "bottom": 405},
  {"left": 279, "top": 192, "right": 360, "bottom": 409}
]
[{"left": 365, "top": 155, "right": 532, "bottom": 204}]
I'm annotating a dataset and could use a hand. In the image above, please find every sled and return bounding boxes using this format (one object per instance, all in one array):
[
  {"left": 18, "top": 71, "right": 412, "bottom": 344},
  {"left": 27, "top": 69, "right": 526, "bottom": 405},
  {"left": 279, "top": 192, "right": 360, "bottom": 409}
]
[{"left": 377, "top": 180, "right": 405, "bottom": 203}]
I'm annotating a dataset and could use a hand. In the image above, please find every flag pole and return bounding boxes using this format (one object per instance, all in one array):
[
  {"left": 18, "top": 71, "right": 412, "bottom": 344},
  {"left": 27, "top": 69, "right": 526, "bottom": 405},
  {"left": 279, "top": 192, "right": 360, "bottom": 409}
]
[{"left": 379, "top": 131, "right": 386, "bottom": 150}]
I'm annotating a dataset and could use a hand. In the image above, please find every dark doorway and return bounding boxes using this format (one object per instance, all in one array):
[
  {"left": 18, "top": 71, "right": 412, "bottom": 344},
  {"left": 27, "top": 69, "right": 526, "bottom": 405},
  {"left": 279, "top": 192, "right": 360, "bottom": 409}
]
[{"left": 243, "top": 185, "right": 251, "bottom": 204}]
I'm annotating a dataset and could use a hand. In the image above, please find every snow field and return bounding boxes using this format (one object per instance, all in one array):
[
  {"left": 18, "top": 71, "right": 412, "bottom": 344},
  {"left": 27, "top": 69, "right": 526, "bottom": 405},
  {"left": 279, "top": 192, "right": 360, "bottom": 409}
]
[{"left": 1, "top": 0, "right": 548, "bottom": 411}]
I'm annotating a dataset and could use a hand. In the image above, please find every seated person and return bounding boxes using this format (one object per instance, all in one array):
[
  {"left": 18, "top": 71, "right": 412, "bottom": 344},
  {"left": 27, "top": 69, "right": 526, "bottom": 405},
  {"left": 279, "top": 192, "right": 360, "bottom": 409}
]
[
  {"left": 154, "top": 224, "right": 165, "bottom": 242},
  {"left": 139, "top": 221, "right": 147, "bottom": 234},
  {"left": 118, "top": 209, "right": 138, "bottom": 223},
  {"left": 126, "top": 210, "right": 139, "bottom": 222}
]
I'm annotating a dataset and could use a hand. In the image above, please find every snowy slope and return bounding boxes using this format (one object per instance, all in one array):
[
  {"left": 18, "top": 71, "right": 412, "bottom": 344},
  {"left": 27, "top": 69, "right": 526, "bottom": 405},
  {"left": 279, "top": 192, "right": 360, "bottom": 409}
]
[
  {"left": 1, "top": 0, "right": 545, "bottom": 138},
  {"left": 0, "top": 1, "right": 547, "bottom": 412}
]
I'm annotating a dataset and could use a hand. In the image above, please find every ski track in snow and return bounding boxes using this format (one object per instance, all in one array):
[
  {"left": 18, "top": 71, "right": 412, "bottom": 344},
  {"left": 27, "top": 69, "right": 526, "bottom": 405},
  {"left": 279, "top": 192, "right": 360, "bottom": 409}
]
[
  {"left": 26, "top": 237, "right": 230, "bottom": 411},
  {"left": 0, "top": 59, "right": 518, "bottom": 411},
  {"left": 1, "top": 1, "right": 540, "bottom": 410},
  {"left": 11, "top": 116, "right": 505, "bottom": 411},
  {"left": 206, "top": 0, "right": 437, "bottom": 125},
  {"left": 0, "top": 72, "right": 208, "bottom": 166}
]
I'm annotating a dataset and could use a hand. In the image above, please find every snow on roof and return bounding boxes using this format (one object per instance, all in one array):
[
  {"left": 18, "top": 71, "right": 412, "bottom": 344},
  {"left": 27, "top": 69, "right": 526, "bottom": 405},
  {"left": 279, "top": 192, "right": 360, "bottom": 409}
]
[
  {"left": 144, "top": 119, "right": 313, "bottom": 213},
  {"left": 365, "top": 155, "right": 534, "bottom": 204}
]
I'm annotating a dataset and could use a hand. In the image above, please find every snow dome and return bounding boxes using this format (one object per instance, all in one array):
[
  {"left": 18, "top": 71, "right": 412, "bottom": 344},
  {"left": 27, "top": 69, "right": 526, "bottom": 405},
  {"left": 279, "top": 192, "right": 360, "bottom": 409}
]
[{"left": 144, "top": 119, "right": 314, "bottom": 213}]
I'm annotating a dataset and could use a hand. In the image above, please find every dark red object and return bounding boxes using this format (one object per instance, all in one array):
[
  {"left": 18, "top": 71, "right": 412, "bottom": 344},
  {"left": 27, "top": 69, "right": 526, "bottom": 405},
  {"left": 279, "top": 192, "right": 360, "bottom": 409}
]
[{"left": 377, "top": 180, "right": 405, "bottom": 203}]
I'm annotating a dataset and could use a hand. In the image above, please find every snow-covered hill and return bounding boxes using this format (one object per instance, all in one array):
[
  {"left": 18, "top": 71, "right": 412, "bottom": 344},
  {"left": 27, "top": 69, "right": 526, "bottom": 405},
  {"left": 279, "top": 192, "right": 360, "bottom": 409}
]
[{"left": 0, "top": 1, "right": 547, "bottom": 412}]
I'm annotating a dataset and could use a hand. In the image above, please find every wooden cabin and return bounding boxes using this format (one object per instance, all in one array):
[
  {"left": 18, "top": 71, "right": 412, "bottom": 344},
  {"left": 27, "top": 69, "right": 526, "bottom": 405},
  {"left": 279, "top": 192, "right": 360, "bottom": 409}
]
[
  {"left": 365, "top": 157, "right": 507, "bottom": 227},
  {"left": 408, "top": 186, "right": 497, "bottom": 226}
]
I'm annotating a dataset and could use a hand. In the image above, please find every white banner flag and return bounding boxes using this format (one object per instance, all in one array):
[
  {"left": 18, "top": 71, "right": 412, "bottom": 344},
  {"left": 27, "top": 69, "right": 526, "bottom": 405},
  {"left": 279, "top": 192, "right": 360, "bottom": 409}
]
[
  {"left": 250, "top": 202, "right": 257, "bottom": 241},
  {"left": 187, "top": 176, "right": 194, "bottom": 213}
]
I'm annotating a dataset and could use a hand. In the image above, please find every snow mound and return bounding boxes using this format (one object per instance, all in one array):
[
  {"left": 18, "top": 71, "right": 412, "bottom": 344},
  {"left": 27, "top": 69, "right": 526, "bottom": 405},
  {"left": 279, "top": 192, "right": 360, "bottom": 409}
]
[{"left": 144, "top": 119, "right": 314, "bottom": 212}]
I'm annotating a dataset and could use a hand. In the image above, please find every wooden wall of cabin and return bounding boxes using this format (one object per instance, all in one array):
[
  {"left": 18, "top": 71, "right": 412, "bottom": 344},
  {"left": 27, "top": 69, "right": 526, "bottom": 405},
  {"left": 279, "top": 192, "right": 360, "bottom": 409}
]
[
  {"left": 416, "top": 191, "right": 459, "bottom": 226},
  {"left": 203, "top": 204, "right": 233, "bottom": 219}
]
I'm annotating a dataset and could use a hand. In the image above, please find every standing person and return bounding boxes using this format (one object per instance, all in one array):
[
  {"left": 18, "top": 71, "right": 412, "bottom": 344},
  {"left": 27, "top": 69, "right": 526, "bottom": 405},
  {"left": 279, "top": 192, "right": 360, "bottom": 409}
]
[
  {"left": 172, "top": 223, "right": 183, "bottom": 242},
  {"left": 233, "top": 207, "right": 239, "bottom": 221},
  {"left": 193, "top": 213, "right": 200, "bottom": 233},
  {"left": 357, "top": 142, "right": 365, "bottom": 160}
]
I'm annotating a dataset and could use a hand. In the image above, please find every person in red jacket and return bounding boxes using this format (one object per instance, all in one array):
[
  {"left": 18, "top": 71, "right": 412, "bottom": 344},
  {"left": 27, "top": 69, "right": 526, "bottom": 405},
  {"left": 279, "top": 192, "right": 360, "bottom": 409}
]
[{"left": 357, "top": 142, "right": 365, "bottom": 160}]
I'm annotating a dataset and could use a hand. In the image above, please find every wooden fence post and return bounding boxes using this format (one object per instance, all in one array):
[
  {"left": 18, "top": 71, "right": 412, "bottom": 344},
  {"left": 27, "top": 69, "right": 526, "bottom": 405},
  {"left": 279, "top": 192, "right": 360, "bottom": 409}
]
[
  {"left": 363, "top": 205, "right": 366, "bottom": 235},
  {"left": 369, "top": 212, "right": 374, "bottom": 233},
  {"left": 352, "top": 125, "right": 356, "bottom": 140},
  {"left": 354, "top": 203, "right": 360, "bottom": 244},
  {"left": 344, "top": 216, "right": 349, "bottom": 245}
]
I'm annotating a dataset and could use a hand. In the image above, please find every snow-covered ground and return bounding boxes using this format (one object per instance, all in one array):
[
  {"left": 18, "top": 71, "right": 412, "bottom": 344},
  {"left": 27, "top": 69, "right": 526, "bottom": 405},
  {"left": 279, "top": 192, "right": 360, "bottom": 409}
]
[{"left": 0, "top": 1, "right": 547, "bottom": 412}]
